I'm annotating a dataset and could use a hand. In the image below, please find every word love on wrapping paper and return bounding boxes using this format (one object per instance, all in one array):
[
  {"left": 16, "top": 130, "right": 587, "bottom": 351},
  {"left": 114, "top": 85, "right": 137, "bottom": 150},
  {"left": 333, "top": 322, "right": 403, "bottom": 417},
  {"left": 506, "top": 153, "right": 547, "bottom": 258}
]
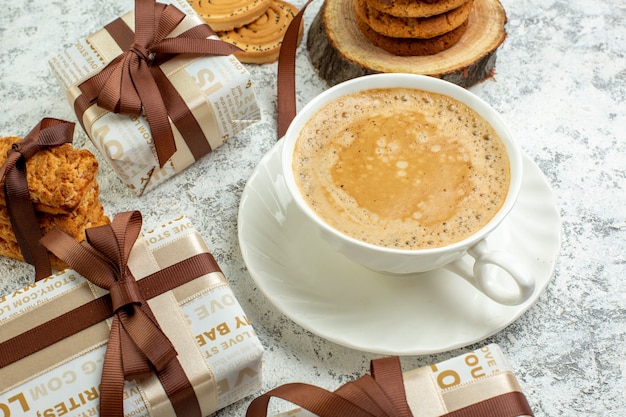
[{"left": 75, "top": 0, "right": 241, "bottom": 168}]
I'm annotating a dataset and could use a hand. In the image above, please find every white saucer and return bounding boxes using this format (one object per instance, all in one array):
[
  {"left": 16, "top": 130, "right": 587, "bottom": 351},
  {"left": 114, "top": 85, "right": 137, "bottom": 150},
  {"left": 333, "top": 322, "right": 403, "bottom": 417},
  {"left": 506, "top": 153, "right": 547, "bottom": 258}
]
[{"left": 237, "top": 141, "right": 561, "bottom": 355}]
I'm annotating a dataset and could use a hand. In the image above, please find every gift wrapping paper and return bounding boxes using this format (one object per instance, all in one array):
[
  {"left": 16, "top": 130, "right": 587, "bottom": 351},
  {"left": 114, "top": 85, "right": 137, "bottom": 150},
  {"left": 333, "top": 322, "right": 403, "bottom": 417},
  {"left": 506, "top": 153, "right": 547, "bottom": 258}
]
[
  {"left": 0, "top": 215, "right": 264, "bottom": 417},
  {"left": 48, "top": 0, "right": 261, "bottom": 196},
  {"left": 273, "top": 344, "right": 531, "bottom": 417}
]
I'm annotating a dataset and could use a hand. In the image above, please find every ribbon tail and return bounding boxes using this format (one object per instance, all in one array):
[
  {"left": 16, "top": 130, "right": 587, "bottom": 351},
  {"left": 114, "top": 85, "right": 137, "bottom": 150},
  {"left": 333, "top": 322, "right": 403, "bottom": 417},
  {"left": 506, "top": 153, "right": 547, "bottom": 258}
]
[
  {"left": 133, "top": 62, "right": 177, "bottom": 167},
  {"left": 276, "top": 0, "right": 312, "bottom": 139},
  {"left": 5, "top": 162, "right": 51, "bottom": 280},
  {"left": 119, "top": 314, "right": 153, "bottom": 381},
  {"left": 120, "top": 57, "right": 145, "bottom": 115},
  {"left": 119, "top": 307, "right": 178, "bottom": 373},
  {"left": 100, "top": 318, "right": 126, "bottom": 417}
]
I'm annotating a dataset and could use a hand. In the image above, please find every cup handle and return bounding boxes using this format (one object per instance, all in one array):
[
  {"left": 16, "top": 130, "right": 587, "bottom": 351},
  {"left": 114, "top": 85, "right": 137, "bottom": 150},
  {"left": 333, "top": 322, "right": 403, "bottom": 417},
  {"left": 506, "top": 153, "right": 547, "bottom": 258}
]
[{"left": 444, "top": 240, "right": 535, "bottom": 306}]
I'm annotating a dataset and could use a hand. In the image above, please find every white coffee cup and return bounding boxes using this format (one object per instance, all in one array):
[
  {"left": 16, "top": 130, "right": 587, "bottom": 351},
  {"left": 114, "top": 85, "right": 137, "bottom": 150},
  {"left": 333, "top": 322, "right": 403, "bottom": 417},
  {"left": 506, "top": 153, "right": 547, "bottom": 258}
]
[{"left": 281, "top": 73, "right": 534, "bottom": 305}]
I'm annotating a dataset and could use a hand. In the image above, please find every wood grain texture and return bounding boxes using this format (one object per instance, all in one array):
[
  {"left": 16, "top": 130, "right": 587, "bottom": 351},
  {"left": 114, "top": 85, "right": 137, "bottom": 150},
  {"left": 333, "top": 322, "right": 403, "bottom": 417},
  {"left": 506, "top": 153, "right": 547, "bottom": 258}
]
[{"left": 307, "top": 0, "right": 507, "bottom": 87}]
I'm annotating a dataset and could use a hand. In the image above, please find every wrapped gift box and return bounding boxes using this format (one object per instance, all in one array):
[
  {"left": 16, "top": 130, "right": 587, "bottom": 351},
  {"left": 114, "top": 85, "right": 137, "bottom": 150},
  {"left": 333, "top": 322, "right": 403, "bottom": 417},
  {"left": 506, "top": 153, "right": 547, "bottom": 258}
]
[
  {"left": 49, "top": 0, "right": 260, "bottom": 196},
  {"left": 0, "top": 213, "right": 264, "bottom": 416},
  {"left": 269, "top": 344, "right": 532, "bottom": 417}
]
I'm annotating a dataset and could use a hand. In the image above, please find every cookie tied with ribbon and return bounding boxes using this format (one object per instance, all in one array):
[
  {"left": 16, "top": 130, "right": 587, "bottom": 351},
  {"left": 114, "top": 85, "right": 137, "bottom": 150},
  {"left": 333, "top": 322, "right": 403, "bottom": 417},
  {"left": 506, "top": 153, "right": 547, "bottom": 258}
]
[
  {"left": 0, "top": 119, "right": 73, "bottom": 279},
  {"left": 0, "top": 118, "right": 109, "bottom": 280},
  {"left": 74, "top": 0, "right": 242, "bottom": 168}
]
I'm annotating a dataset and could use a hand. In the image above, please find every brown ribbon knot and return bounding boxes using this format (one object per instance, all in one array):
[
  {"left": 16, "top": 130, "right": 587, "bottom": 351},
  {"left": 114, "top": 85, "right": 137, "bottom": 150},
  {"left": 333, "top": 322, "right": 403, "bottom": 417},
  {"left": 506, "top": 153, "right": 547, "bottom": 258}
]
[
  {"left": 78, "top": 0, "right": 242, "bottom": 168},
  {"left": 41, "top": 211, "right": 202, "bottom": 417},
  {"left": 247, "top": 355, "right": 534, "bottom": 417},
  {"left": 0, "top": 118, "right": 75, "bottom": 281},
  {"left": 247, "top": 357, "right": 414, "bottom": 417}
]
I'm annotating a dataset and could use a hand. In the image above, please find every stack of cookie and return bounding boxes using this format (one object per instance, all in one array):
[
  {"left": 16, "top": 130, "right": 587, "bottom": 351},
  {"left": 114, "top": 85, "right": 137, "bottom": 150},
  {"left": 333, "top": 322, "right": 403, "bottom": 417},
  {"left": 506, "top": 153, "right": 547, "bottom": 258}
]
[
  {"left": 354, "top": 0, "right": 474, "bottom": 56},
  {"left": 188, "top": 0, "right": 301, "bottom": 64},
  {"left": 0, "top": 136, "right": 110, "bottom": 270}
]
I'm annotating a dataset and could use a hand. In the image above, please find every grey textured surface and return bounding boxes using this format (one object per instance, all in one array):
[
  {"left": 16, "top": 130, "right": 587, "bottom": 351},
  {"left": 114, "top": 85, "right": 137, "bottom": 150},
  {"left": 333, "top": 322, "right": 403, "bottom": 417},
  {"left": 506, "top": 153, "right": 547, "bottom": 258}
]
[{"left": 0, "top": 0, "right": 625, "bottom": 416}]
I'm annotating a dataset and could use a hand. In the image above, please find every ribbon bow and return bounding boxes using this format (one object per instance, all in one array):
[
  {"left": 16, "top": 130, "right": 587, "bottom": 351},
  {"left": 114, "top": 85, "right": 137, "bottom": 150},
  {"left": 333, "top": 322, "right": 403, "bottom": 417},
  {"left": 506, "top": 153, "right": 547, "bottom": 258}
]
[
  {"left": 0, "top": 118, "right": 75, "bottom": 280},
  {"left": 247, "top": 355, "right": 535, "bottom": 417},
  {"left": 79, "top": 0, "right": 241, "bottom": 167},
  {"left": 247, "top": 357, "right": 414, "bottom": 417},
  {"left": 41, "top": 211, "right": 201, "bottom": 417}
]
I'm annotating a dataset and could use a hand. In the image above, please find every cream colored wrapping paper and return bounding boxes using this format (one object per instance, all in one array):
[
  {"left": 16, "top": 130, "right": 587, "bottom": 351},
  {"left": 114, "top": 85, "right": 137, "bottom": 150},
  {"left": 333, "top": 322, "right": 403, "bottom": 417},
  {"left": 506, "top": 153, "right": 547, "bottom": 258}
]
[
  {"left": 0, "top": 215, "right": 264, "bottom": 417},
  {"left": 273, "top": 344, "right": 532, "bottom": 417},
  {"left": 48, "top": 0, "right": 260, "bottom": 196}
]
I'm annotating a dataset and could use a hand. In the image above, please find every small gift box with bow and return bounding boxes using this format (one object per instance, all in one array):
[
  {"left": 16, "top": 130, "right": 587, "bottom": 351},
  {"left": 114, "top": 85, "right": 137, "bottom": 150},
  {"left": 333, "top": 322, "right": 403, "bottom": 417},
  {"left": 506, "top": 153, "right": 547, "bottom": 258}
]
[
  {"left": 0, "top": 212, "right": 264, "bottom": 417},
  {"left": 49, "top": 0, "right": 261, "bottom": 196},
  {"left": 252, "top": 344, "right": 533, "bottom": 417}
]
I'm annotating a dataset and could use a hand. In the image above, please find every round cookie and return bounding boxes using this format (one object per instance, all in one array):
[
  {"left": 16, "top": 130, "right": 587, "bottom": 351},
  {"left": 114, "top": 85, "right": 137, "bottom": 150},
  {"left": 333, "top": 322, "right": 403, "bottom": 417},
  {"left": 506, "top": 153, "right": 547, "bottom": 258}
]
[
  {"left": 189, "top": 0, "right": 272, "bottom": 32},
  {"left": 366, "top": 0, "right": 468, "bottom": 18},
  {"left": 218, "top": 0, "right": 302, "bottom": 64},
  {"left": 355, "top": 16, "right": 468, "bottom": 55},
  {"left": 353, "top": 0, "right": 473, "bottom": 39}
]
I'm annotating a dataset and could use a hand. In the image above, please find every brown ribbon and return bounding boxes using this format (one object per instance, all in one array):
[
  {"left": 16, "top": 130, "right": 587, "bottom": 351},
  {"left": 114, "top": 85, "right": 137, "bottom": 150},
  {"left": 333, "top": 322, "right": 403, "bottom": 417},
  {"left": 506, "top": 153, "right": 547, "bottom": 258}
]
[
  {"left": 276, "top": 0, "right": 314, "bottom": 139},
  {"left": 0, "top": 118, "right": 75, "bottom": 281},
  {"left": 247, "top": 357, "right": 414, "bottom": 417},
  {"left": 444, "top": 391, "right": 533, "bottom": 417},
  {"left": 0, "top": 252, "right": 219, "bottom": 369},
  {"left": 76, "top": 0, "right": 241, "bottom": 167},
  {"left": 246, "top": 357, "right": 534, "bottom": 417},
  {"left": 39, "top": 211, "right": 202, "bottom": 417}
]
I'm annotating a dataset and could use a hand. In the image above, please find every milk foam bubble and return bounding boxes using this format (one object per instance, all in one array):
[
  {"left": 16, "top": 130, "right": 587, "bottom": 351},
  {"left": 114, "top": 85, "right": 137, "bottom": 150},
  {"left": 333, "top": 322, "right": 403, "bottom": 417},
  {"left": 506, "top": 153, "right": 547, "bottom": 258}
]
[{"left": 293, "top": 88, "right": 510, "bottom": 249}]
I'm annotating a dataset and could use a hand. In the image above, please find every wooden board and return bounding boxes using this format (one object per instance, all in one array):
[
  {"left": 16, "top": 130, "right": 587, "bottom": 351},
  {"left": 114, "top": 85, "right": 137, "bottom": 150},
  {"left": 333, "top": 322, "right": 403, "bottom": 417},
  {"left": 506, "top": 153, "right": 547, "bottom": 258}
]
[{"left": 306, "top": 0, "right": 507, "bottom": 87}]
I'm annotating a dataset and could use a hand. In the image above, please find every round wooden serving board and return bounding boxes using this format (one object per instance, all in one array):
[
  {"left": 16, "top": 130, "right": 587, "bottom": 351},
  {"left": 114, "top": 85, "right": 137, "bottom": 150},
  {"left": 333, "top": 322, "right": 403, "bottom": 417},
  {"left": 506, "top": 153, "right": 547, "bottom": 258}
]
[{"left": 306, "top": 0, "right": 507, "bottom": 87}]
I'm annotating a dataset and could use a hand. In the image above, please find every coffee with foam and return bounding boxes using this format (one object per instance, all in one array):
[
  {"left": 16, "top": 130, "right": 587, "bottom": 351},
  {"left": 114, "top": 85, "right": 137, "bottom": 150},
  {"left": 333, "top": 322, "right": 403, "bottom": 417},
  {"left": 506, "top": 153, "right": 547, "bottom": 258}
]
[{"left": 292, "top": 88, "right": 510, "bottom": 250}]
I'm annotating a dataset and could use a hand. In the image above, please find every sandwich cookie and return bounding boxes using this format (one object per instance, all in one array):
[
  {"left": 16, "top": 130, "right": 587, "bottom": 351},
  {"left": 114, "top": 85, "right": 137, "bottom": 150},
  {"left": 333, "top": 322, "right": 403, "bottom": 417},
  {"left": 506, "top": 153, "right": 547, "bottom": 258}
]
[
  {"left": 356, "top": 16, "right": 468, "bottom": 55},
  {"left": 354, "top": 0, "right": 473, "bottom": 39},
  {"left": 365, "top": 0, "right": 468, "bottom": 18},
  {"left": 189, "top": 0, "right": 273, "bottom": 32},
  {"left": 218, "top": 0, "right": 302, "bottom": 64}
]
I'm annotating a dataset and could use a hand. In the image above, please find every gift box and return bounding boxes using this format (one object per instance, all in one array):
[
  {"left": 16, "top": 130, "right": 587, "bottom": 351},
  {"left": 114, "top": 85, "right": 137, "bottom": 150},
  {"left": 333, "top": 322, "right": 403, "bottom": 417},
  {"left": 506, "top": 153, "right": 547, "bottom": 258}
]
[
  {"left": 49, "top": 0, "right": 261, "bottom": 196},
  {"left": 252, "top": 344, "right": 533, "bottom": 417},
  {"left": 0, "top": 212, "right": 264, "bottom": 416}
]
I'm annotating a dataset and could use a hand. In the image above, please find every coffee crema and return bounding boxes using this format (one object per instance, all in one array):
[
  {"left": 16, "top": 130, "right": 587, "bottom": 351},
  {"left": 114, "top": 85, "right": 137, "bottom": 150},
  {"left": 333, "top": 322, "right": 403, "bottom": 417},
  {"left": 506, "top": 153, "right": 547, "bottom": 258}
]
[{"left": 293, "top": 88, "right": 510, "bottom": 249}]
